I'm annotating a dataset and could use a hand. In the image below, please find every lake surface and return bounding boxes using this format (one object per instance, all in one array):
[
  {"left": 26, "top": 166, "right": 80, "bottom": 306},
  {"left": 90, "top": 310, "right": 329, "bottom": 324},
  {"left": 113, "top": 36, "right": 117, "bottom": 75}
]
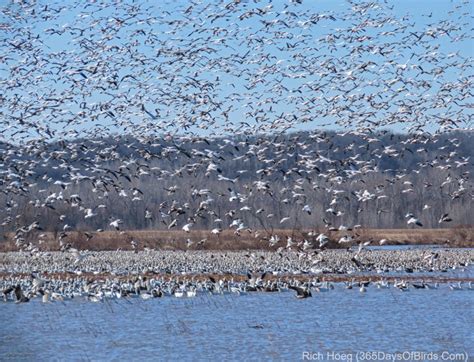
[
  {"left": 1, "top": 286, "right": 473, "bottom": 361},
  {"left": 364, "top": 245, "right": 474, "bottom": 251}
]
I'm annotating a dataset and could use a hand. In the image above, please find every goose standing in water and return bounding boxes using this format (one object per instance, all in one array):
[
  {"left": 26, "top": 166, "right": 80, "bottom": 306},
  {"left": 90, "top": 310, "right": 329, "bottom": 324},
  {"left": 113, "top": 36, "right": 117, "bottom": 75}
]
[
  {"left": 449, "top": 282, "right": 462, "bottom": 291},
  {"left": 424, "top": 282, "right": 439, "bottom": 290},
  {"left": 411, "top": 282, "right": 426, "bottom": 289},
  {"left": 186, "top": 287, "right": 197, "bottom": 298},
  {"left": 289, "top": 285, "right": 312, "bottom": 299},
  {"left": 394, "top": 280, "right": 409, "bottom": 291},
  {"left": 13, "top": 285, "right": 29, "bottom": 303},
  {"left": 173, "top": 284, "right": 185, "bottom": 298},
  {"left": 37, "top": 289, "right": 50, "bottom": 303},
  {"left": 174, "top": 290, "right": 185, "bottom": 298}
]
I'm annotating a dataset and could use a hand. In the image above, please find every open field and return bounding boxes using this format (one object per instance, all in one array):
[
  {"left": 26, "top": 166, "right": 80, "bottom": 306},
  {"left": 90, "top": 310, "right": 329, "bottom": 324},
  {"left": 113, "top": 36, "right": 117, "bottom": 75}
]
[{"left": 1, "top": 227, "right": 473, "bottom": 252}]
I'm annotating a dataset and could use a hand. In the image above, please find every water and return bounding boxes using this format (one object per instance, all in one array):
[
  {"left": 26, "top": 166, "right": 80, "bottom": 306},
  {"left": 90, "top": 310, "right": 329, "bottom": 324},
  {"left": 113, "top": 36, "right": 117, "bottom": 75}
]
[
  {"left": 355, "top": 265, "right": 474, "bottom": 279},
  {"left": 365, "top": 244, "right": 446, "bottom": 250},
  {"left": 365, "top": 245, "right": 474, "bottom": 251},
  {"left": 1, "top": 287, "right": 473, "bottom": 361}
]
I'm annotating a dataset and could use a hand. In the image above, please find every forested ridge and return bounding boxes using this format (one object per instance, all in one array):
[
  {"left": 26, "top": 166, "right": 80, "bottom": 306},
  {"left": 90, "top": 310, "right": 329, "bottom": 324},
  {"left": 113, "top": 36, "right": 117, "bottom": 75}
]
[{"left": 1, "top": 130, "right": 472, "bottom": 244}]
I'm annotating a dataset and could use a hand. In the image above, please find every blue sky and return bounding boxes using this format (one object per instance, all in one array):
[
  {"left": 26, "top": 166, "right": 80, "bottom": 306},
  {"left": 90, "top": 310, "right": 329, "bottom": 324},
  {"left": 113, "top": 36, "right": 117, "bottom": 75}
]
[{"left": 0, "top": 0, "right": 472, "bottom": 142}]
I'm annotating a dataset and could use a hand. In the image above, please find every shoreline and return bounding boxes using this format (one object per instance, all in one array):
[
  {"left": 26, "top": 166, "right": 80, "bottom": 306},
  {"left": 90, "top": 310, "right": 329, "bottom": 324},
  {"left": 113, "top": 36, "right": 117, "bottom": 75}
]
[
  {"left": 1, "top": 227, "right": 473, "bottom": 252},
  {"left": 2, "top": 249, "right": 472, "bottom": 303},
  {"left": 1, "top": 271, "right": 473, "bottom": 284},
  {"left": 1, "top": 249, "right": 472, "bottom": 282}
]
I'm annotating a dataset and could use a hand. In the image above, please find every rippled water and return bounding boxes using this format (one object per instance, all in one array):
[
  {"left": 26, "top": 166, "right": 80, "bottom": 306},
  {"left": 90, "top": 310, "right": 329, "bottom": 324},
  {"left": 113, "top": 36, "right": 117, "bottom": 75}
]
[
  {"left": 1, "top": 286, "right": 473, "bottom": 361},
  {"left": 365, "top": 245, "right": 474, "bottom": 251}
]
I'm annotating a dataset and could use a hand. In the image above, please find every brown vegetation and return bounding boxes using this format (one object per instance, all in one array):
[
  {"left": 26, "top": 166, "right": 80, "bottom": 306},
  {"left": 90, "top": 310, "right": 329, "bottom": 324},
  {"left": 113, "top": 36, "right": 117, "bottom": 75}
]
[
  {"left": 0, "top": 271, "right": 472, "bottom": 284},
  {"left": 1, "top": 227, "right": 473, "bottom": 252},
  {"left": 1, "top": 132, "right": 473, "bottom": 237}
]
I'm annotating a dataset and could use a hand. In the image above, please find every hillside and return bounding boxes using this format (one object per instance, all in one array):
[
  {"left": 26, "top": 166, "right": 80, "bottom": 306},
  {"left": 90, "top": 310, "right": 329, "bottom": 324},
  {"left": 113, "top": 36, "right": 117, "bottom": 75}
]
[{"left": 1, "top": 130, "right": 473, "bottom": 249}]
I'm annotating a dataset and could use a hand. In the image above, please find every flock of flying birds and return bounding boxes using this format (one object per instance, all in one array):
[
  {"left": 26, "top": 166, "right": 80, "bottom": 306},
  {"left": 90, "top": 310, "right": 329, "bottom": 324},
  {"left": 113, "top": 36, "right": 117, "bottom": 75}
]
[{"left": 0, "top": 0, "right": 473, "bottom": 258}]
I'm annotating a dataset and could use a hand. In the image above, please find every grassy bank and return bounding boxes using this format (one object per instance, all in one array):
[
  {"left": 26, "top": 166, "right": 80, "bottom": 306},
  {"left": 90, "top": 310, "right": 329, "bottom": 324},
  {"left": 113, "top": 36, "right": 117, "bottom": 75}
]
[{"left": 1, "top": 227, "right": 472, "bottom": 252}]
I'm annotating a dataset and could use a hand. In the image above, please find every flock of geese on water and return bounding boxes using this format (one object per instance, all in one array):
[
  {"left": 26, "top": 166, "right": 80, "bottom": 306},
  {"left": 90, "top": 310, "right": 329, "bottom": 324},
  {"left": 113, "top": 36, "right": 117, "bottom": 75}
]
[
  {"left": 2, "top": 249, "right": 472, "bottom": 276},
  {"left": 0, "top": 0, "right": 472, "bottom": 286},
  {"left": 2, "top": 272, "right": 473, "bottom": 303},
  {"left": 1, "top": 247, "right": 473, "bottom": 302}
]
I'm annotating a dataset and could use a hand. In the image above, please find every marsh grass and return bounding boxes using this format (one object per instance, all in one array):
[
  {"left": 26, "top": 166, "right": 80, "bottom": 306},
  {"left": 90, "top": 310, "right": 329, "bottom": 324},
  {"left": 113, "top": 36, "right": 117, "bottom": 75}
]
[{"left": 1, "top": 227, "right": 472, "bottom": 251}]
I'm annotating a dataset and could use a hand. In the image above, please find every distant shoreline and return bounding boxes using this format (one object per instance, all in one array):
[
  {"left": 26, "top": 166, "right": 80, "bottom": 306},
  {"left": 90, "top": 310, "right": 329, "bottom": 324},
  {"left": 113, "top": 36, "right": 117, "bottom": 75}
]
[
  {"left": 1, "top": 227, "right": 472, "bottom": 252},
  {"left": 1, "top": 248, "right": 473, "bottom": 282},
  {"left": 0, "top": 271, "right": 473, "bottom": 284}
]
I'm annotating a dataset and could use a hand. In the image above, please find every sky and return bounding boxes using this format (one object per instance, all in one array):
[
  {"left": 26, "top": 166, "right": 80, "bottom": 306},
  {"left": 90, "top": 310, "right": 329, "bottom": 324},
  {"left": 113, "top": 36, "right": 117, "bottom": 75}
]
[{"left": 0, "top": 0, "right": 472, "bottom": 143}]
